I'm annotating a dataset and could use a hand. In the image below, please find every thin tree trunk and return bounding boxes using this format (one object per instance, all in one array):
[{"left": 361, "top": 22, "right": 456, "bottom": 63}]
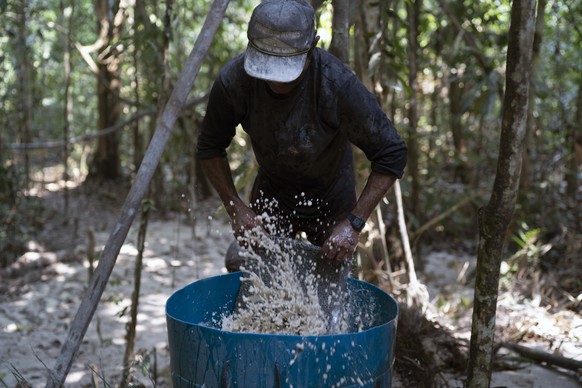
[
  {"left": 311, "top": 0, "right": 325, "bottom": 11},
  {"left": 565, "top": 80, "right": 581, "bottom": 199},
  {"left": 121, "top": 200, "right": 152, "bottom": 386},
  {"left": 16, "top": 0, "right": 33, "bottom": 189},
  {"left": 132, "top": 3, "right": 142, "bottom": 176},
  {"left": 329, "top": 0, "right": 349, "bottom": 64},
  {"left": 466, "top": 0, "right": 536, "bottom": 385},
  {"left": 406, "top": 0, "right": 421, "bottom": 217},
  {"left": 449, "top": 78, "right": 469, "bottom": 182},
  {"left": 395, "top": 180, "right": 428, "bottom": 308},
  {"left": 375, "top": 204, "right": 392, "bottom": 272},
  {"left": 45, "top": 1, "right": 230, "bottom": 385},
  {"left": 159, "top": 0, "right": 174, "bottom": 128},
  {"left": 428, "top": 80, "right": 439, "bottom": 168},
  {"left": 521, "top": 0, "right": 546, "bottom": 191},
  {"left": 61, "top": 0, "right": 74, "bottom": 217},
  {"left": 353, "top": 0, "right": 384, "bottom": 90}
]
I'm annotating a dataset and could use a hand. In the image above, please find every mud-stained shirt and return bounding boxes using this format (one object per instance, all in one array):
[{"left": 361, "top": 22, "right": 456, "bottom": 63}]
[{"left": 197, "top": 48, "right": 407, "bottom": 219}]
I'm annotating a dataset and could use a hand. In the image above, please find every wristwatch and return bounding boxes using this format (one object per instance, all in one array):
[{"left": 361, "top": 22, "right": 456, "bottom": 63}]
[{"left": 347, "top": 213, "right": 366, "bottom": 232}]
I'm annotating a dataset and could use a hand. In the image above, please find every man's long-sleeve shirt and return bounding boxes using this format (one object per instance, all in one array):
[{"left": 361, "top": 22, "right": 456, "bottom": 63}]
[{"left": 197, "top": 48, "right": 407, "bottom": 219}]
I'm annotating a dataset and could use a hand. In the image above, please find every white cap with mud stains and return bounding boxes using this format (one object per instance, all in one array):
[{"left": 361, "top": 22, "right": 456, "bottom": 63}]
[{"left": 244, "top": 0, "right": 316, "bottom": 83}]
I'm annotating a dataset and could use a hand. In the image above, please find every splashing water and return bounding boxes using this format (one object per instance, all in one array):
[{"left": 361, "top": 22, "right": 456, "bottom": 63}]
[
  {"left": 221, "top": 196, "right": 356, "bottom": 335},
  {"left": 219, "top": 195, "right": 382, "bottom": 337},
  {"left": 221, "top": 235, "right": 329, "bottom": 335}
]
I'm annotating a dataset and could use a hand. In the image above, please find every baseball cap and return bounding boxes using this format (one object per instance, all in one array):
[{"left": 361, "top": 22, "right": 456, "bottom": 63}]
[{"left": 244, "top": 0, "right": 316, "bottom": 83}]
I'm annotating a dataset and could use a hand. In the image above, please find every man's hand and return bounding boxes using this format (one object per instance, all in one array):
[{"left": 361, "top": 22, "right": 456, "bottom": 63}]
[
  {"left": 320, "top": 219, "right": 359, "bottom": 265},
  {"left": 229, "top": 203, "right": 267, "bottom": 250},
  {"left": 198, "top": 157, "right": 268, "bottom": 248}
]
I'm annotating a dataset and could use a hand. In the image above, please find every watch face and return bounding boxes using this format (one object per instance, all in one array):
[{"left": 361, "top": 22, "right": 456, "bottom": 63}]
[{"left": 348, "top": 214, "right": 365, "bottom": 231}]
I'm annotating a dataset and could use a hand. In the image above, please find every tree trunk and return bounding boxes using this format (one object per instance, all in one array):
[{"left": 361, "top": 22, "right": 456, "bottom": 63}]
[
  {"left": 449, "top": 78, "right": 469, "bottom": 183},
  {"left": 406, "top": 0, "right": 421, "bottom": 217},
  {"left": 16, "top": 0, "right": 34, "bottom": 189},
  {"left": 60, "top": 0, "right": 74, "bottom": 216},
  {"left": 520, "top": 0, "right": 546, "bottom": 192},
  {"left": 311, "top": 0, "right": 325, "bottom": 11},
  {"left": 121, "top": 200, "right": 152, "bottom": 386},
  {"left": 352, "top": 0, "right": 381, "bottom": 90},
  {"left": 89, "top": 0, "right": 124, "bottom": 181},
  {"left": 131, "top": 2, "right": 142, "bottom": 177},
  {"left": 565, "top": 79, "right": 581, "bottom": 199},
  {"left": 329, "top": 0, "right": 349, "bottom": 64},
  {"left": 466, "top": 0, "right": 536, "bottom": 386}
]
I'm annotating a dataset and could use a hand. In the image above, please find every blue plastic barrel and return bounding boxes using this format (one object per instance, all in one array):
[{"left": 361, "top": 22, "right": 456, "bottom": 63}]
[{"left": 166, "top": 273, "right": 398, "bottom": 387}]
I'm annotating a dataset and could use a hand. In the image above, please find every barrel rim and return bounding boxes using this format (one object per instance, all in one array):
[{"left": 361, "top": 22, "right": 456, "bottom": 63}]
[{"left": 165, "top": 272, "right": 399, "bottom": 339}]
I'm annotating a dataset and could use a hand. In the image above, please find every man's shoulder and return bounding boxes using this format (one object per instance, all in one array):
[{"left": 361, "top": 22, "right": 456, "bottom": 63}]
[{"left": 314, "top": 49, "right": 357, "bottom": 88}]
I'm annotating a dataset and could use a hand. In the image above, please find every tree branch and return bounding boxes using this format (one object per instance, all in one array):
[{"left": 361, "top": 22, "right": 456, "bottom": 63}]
[
  {"left": 502, "top": 342, "right": 582, "bottom": 372},
  {"left": 411, "top": 189, "right": 488, "bottom": 243},
  {"left": 2, "top": 93, "right": 208, "bottom": 151}
]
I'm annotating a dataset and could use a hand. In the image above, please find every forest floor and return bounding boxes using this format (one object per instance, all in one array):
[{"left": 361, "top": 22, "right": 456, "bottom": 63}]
[{"left": 0, "top": 178, "right": 581, "bottom": 387}]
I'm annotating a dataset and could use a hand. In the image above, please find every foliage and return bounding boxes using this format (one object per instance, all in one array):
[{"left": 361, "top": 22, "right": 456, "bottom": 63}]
[{"left": 502, "top": 223, "right": 552, "bottom": 280}]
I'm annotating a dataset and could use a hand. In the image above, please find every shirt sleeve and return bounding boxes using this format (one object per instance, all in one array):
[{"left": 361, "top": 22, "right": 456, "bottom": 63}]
[
  {"left": 196, "top": 74, "right": 238, "bottom": 160},
  {"left": 339, "top": 76, "right": 407, "bottom": 178}
]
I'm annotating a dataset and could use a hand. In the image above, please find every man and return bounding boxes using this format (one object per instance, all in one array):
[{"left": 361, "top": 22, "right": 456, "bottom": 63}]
[{"left": 196, "top": 0, "right": 407, "bottom": 270}]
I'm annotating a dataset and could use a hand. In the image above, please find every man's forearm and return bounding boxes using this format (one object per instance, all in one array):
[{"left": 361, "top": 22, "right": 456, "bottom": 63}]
[
  {"left": 199, "top": 157, "right": 245, "bottom": 217},
  {"left": 200, "top": 157, "right": 266, "bottom": 241},
  {"left": 351, "top": 171, "right": 397, "bottom": 221},
  {"left": 321, "top": 171, "right": 397, "bottom": 264}
]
